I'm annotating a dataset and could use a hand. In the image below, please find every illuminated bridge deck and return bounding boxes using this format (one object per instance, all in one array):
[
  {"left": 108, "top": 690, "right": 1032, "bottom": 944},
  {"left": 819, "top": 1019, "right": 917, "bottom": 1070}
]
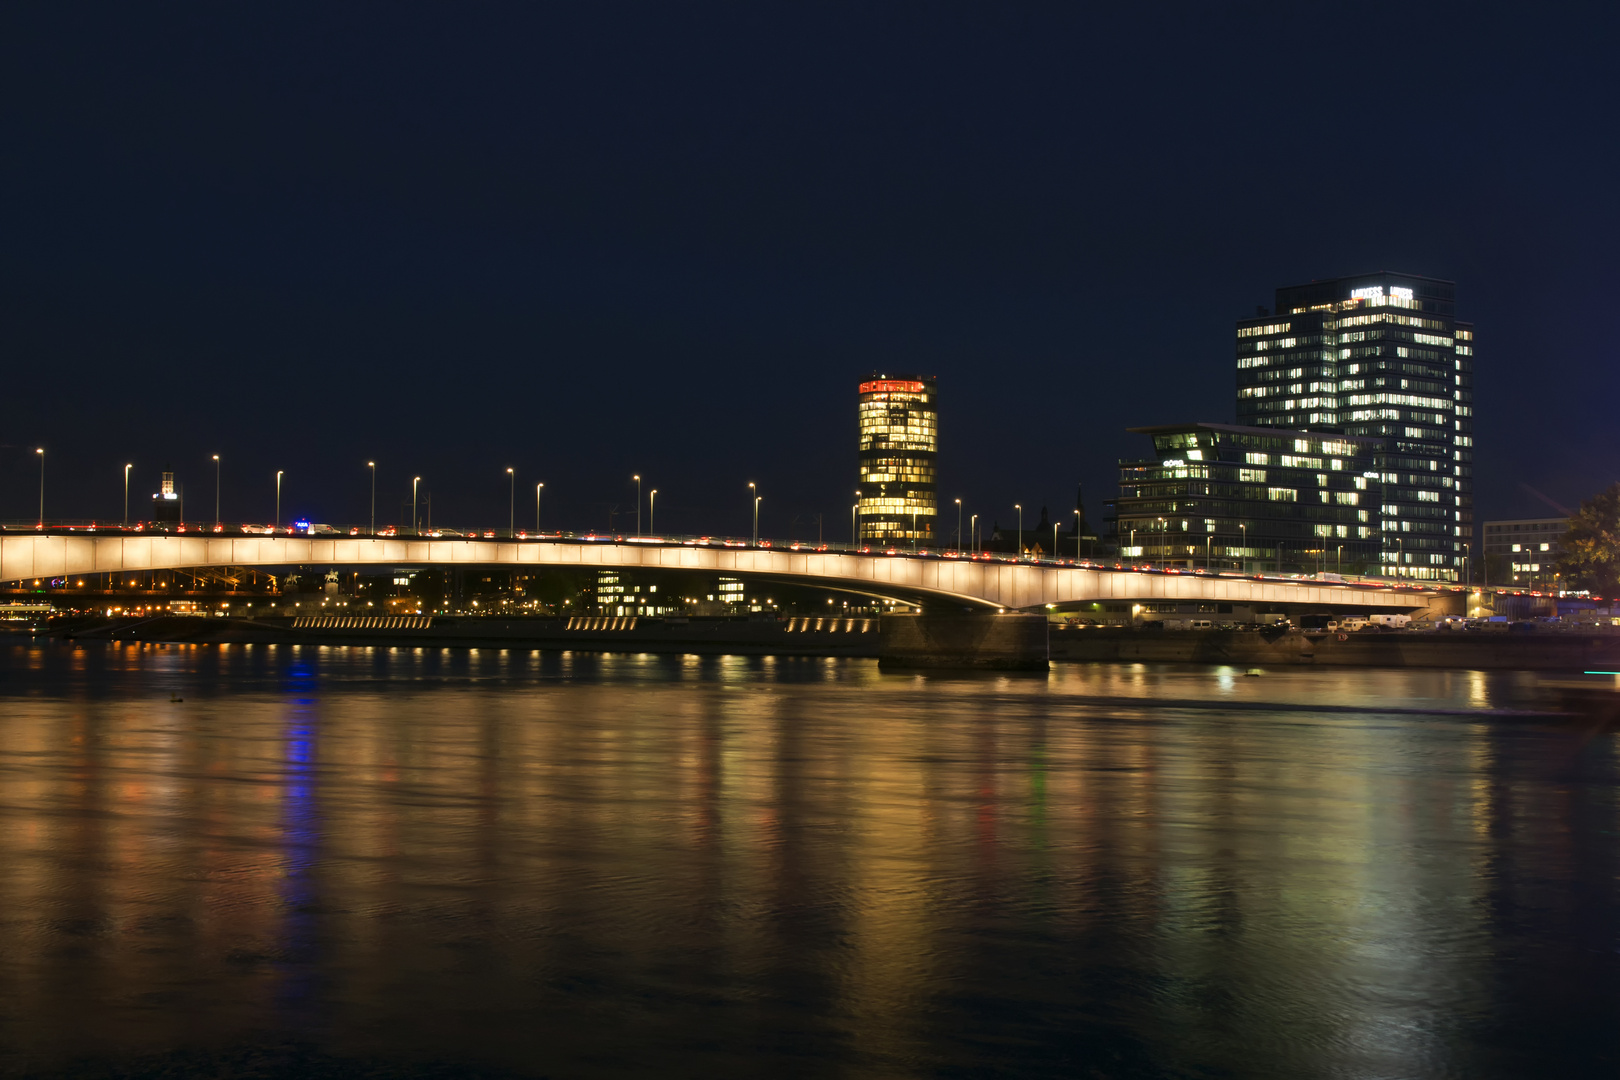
[{"left": 0, "top": 532, "right": 1443, "bottom": 611}]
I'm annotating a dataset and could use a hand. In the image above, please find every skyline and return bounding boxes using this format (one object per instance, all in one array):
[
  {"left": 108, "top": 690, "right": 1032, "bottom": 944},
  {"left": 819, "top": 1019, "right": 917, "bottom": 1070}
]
[{"left": 4, "top": 5, "right": 1617, "bottom": 534}]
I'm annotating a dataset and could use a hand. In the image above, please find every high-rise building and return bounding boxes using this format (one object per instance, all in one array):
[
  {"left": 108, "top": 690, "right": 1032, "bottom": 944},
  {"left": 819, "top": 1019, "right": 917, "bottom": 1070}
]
[
  {"left": 1235, "top": 272, "right": 1473, "bottom": 581},
  {"left": 857, "top": 374, "right": 937, "bottom": 544},
  {"left": 151, "top": 465, "right": 181, "bottom": 523}
]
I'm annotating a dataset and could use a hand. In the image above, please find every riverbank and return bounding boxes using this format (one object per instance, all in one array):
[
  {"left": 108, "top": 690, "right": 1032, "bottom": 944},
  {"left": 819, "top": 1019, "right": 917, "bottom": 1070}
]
[{"left": 1051, "top": 625, "right": 1620, "bottom": 670}]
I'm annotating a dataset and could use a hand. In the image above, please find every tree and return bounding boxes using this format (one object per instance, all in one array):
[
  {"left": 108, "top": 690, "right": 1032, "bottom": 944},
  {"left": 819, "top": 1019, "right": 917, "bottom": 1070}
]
[{"left": 1555, "top": 483, "right": 1620, "bottom": 595}]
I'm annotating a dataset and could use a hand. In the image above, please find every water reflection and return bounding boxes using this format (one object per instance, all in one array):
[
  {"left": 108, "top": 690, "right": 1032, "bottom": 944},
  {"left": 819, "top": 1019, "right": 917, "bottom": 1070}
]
[{"left": 0, "top": 642, "right": 1616, "bottom": 1077}]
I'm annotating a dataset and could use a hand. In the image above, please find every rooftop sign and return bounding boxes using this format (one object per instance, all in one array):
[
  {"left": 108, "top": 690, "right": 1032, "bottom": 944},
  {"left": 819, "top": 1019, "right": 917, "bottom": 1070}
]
[{"left": 859, "top": 380, "right": 925, "bottom": 394}]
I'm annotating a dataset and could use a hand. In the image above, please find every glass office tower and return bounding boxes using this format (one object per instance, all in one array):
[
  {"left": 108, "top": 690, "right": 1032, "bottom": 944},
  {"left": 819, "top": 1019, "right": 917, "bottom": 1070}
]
[
  {"left": 1235, "top": 272, "right": 1473, "bottom": 581},
  {"left": 1110, "top": 422, "right": 1382, "bottom": 575},
  {"left": 857, "top": 374, "right": 938, "bottom": 544}
]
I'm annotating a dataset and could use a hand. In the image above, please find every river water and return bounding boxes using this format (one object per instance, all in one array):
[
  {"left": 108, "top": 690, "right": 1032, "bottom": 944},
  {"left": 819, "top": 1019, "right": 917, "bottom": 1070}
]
[{"left": 1, "top": 641, "right": 1617, "bottom": 1078}]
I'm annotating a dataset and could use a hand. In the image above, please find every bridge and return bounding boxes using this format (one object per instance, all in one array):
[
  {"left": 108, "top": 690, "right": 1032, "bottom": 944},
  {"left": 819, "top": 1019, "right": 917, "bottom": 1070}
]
[{"left": 1, "top": 529, "right": 1443, "bottom": 612}]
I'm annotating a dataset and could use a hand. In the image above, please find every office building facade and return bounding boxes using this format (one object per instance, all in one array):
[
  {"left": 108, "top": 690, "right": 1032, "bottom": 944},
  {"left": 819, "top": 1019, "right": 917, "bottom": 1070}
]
[
  {"left": 1109, "top": 422, "right": 1383, "bottom": 575},
  {"left": 857, "top": 374, "right": 938, "bottom": 543},
  {"left": 1235, "top": 272, "right": 1473, "bottom": 580},
  {"left": 1483, "top": 518, "right": 1567, "bottom": 589}
]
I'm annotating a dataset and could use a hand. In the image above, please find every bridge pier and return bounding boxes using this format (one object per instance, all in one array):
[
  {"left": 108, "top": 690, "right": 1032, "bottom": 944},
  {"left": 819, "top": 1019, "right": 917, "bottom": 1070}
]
[{"left": 878, "top": 613, "right": 1049, "bottom": 671}]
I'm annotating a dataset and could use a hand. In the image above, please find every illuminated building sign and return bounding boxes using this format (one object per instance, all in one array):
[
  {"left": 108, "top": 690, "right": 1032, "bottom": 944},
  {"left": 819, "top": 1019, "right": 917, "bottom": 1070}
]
[
  {"left": 859, "top": 380, "right": 925, "bottom": 394},
  {"left": 1350, "top": 285, "right": 1415, "bottom": 302}
]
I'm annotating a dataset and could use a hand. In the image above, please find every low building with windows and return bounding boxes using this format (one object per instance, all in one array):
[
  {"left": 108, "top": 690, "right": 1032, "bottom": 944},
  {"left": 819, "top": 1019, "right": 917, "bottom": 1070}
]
[
  {"left": 1483, "top": 517, "right": 1567, "bottom": 589},
  {"left": 1106, "top": 422, "right": 1383, "bottom": 575}
]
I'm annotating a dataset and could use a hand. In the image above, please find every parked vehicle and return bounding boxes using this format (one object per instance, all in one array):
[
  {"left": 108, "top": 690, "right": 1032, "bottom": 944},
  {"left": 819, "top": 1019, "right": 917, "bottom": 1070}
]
[{"left": 1367, "top": 614, "right": 1411, "bottom": 630}]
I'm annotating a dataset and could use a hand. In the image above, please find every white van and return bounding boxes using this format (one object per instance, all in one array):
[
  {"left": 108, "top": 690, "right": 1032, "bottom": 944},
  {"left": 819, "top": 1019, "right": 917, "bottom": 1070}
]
[{"left": 1367, "top": 614, "right": 1410, "bottom": 629}]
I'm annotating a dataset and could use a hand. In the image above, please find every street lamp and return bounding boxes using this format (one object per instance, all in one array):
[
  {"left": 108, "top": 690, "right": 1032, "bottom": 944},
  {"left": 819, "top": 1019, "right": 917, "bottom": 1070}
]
[
  {"left": 1015, "top": 504, "right": 1022, "bottom": 558},
  {"left": 633, "top": 474, "right": 642, "bottom": 537},
  {"left": 1129, "top": 527, "right": 1136, "bottom": 567},
  {"left": 276, "top": 471, "right": 283, "bottom": 527},
  {"left": 536, "top": 482, "right": 544, "bottom": 533},
  {"left": 123, "top": 464, "right": 133, "bottom": 526},
  {"left": 1338, "top": 544, "right": 1344, "bottom": 577},
  {"left": 1204, "top": 533, "right": 1212, "bottom": 572},
  {"left": 35, "top": 449, "right": 44, "bottom": 525},
  {"left": 955, "top": 498, "right": 962, "bottom": 554},
  {"left": 507, "top": 468, "right": 515, "bottom": 536},
  {"left": 749, "top": 482, "right": 758, "bottom": 545},
  {"left": 212, "top": 454, "right": 221, "bottom": 528},
  {"left": 648, "top": 489, "right": 658, "bottom": 535},
  {"left": 368, "top": 462, "right": 376, "bottom": 534},
  {"left": 970, "top": 513, "right": 978, "bottom": 553},
  {"left": 413, "top": 477, "right": 421, "bottom": 534},
  {"left": 852, "top": 502, "right": 859, "bottom": 546},
  {"left": 1053, "top": 521, "right": 1060, "bottom": 564},
  {"left": 1239, "top": 523, "right": 1247, "bottom": 571}
]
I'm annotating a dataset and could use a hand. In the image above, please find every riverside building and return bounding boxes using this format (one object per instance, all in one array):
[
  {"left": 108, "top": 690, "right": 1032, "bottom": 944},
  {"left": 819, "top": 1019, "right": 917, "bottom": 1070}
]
[
  {"left": 856, "top": 374, "right": 938, "bottom": 544},
  {"left": 1235, "top": 272, "right": 1473, "bottom": 581},
  {"left": 1109, "top": 423, "right": 1382, "bottom": 575},
  {"left": 1483, "top": 517, "right": 1567, "bottom": 589}
]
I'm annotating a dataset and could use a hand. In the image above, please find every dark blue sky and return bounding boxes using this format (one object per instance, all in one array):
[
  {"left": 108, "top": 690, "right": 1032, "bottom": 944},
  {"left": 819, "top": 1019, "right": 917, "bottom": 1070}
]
[{"left": 3, "top": 3, "right": 1615, "bottom": 537}]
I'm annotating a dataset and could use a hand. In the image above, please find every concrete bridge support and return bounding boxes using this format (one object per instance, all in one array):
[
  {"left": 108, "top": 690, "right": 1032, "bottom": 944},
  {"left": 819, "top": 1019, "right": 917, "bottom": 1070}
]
[{"left": 878, "top": 613, "right": 1049, "bottom": 670}]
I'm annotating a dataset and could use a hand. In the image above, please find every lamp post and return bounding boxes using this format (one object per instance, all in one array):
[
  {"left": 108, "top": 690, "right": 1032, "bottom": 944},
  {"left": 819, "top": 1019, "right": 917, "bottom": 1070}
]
[
  {"left": 123, "top": 464, "right": 132, "bottom": 526},
  {"left": 276, "top": 471, "right": 283, "bottom": 527},
  {"left": 749, "top": 482, "right": 758, "bottom": 545},
  {"left": 633, "top": 474, "right": 641, "bottom": 537},
  {"left": 1205, "top": 533, "right": 1212, "bottom": 572},
  {"left": 955, "top": 498, "right": 962, "bottom": 554},
  {"left": 212, "top": 454, "right": 220, "bottom": 528},
  {"left": 1338, "top": 544, "right": 1344, "bottom": 577},
  {"left": 368, "top": 462, "right": 376, "bottom": 534},
  {"left": 1129, "top": 527, "right": 1136, "bottom": 567},
  {"left": 1053, "top": 522, "right": 1060, "bottom": 564},
  {"left": 507, "top": 468, "right": 515, "bottom": 536},
  {"left": 1397, "top": 537, "right": 1404, "bottom": 580},
  {"left": 970, "top": 513, "right": 978, "bottom": 553},
  {"left": 1015, "top": 504, "right": 1022, "bottom": 558},
  {"left": 1239, "top": 523, "right": 1247, "bottom": 572},
  {"left": 649, "top": 489, "right": 657, "bottom": 535},
  {"left": 412, "top": 477, "right": 421, "bottom": 534},
  {"left": 535, "top": 482, "right": 544, "bottom": 533},
  {"left": 36, "top": 448, "right": 44, "bottom": 525},
  {"left": 852, "top": 502, "right": 859, "bottom": 547}
]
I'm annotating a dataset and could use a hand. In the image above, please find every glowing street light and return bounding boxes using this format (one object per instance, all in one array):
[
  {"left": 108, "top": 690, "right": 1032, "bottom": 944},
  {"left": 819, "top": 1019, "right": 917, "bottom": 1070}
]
[
  {"left": 649, "top": 489, "right": 658, "bottom": 535},
  {"left": 276, "top": 471, "right": 284, "bottom": 526},
  {"left": 1015, "top": 504, "right": 1022, "bottom": 558},
  {"left": 413, "top": 477, "right": 421, "bottom": 534},
  {"left": 535, "top": 482, "right": 544, "bottom": 533},
  {"left": 35, "top": 449, "right": 44, "bottom": 525},
  {"left": 507, "top": 467, "right": 515, "bottom": 536},
  {"left": 749, "top": 482, "right": 758, "bottom": 545},
  {"left": 955, "top": 498, "right": 962, "bottom": 554},
  {"left": 633, "top": 474, "right": 642, "bottom": 537},
  {"left": 212, "top": 454, "right": 221, "bottom": 528},
  {"left": 123, "top": 464, "right": 133, "bottom": 526},
  {"left": 970, "top": 512, "right": 978, "bottom": 553},
  {"left": 368, "top": 462, "right": 376, "bottom": 535}
]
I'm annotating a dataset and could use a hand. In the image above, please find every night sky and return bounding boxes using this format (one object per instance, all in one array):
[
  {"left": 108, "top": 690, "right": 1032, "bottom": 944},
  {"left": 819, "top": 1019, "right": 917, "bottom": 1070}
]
[{"left": 4, "top": 4, "right": 1616, "bottom": 539}]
